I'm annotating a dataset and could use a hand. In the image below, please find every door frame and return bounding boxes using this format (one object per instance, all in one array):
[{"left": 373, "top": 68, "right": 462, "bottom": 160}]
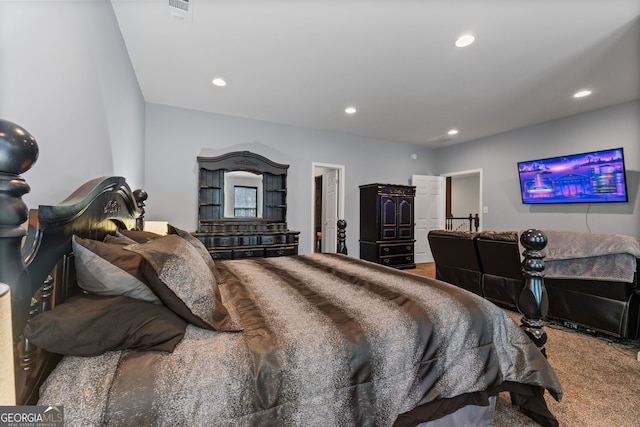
[
  {"left": 441, "top": 168, "right": 483, "bottom": 232},
  {"left": 311, "top": 163, "right": 345, "bottom": 254}
]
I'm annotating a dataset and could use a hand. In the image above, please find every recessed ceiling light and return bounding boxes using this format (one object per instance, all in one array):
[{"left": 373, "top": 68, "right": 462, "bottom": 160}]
[
  {"left": 448, "top": 129, "right": 459, "bottom": 135},
  {"left": 345, "top": 106, "right": 357, "bottom": 115},
  {"left": 212, "top": 77, "right": 227, "bottom": 87},
  {"left": 573, "top": 90, "right": 592, "bottom": 98},
  {"left": 455, "top": 34, "right": 475, "bottom": 48}
]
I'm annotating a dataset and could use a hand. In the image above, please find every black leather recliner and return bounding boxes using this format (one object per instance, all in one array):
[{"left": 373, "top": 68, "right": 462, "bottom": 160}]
[
  {"left": 545, "top": 273, "right": 640, "bottom": 339},
  {"left": 427, "top": 230, "right": 483, "bottom": 296},
  {"left": 475, "top": 231, "right": 524, "bottom": 310}
]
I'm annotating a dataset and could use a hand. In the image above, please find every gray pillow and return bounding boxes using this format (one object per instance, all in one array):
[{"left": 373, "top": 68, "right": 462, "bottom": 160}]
[
  {"left": 167, "top": 224, "right": 218, "bottom": 276},
  {"left": 72, "top": 235, "right": 160, "bottom": 303},
  {"left": 125, "top": 235, "right": 236, "bottom": 331}
]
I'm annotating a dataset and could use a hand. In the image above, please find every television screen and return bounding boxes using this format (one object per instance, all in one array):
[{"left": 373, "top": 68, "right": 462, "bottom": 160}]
[{"left": 517, "top": 148, "right": 628, "bottom": 204}]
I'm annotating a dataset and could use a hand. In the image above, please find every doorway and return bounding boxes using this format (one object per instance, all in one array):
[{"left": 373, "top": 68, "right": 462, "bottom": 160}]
[
  {"left": 311, "top": 163, "right": 345, "bottom": 254},
  {"left": 413, "top": 170, "right": 482, "bottom": 264},
  {"left": 442, "top": 169, "right": 483, "bottom": 231}
]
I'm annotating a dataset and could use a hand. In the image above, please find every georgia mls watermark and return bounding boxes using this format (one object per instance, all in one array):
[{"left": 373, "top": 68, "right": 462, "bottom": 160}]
[{"left": 0, "top": 406, "right": 63, "bottom": 427}]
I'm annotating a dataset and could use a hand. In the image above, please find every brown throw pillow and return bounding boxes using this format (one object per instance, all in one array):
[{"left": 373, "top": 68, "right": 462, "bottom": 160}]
[
  {"left": 24, "top": 294, "right": 187, "bottom": 356},
  {"left": 116, "top": 228, "right": 163, "bottom": 243}
]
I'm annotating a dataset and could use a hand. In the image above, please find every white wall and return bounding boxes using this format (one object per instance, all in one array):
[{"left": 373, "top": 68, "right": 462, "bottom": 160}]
[
  {"left": 451, "top": 175, "right": 480, "bottom": 217},
  {"left": 144, "top": 103, "right": 437, "bottom": 255},
  {"left": 0, "top": 1, "right": 145, "bottom": 208},
  {"left": 434, "top": 101, "right": 640, "bottom": 237}
]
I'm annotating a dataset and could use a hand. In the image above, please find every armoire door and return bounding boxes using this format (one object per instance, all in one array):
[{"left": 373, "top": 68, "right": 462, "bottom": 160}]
[
  {"left": 380, "top": 196, "right": 398, "bottom": 239},
  {"left": 396, "top": 196, "right": 414, "bottom": 239}
]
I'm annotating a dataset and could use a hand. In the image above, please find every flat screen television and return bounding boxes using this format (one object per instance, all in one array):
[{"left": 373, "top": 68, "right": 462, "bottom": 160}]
[{"left": 517, "top": 147, "right": 628, "bottom": 204}]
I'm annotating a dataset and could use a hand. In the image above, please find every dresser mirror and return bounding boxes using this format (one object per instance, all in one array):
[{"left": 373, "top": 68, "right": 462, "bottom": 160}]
[{"left": 223, "top": 171, "right": 263, "bottom": 218}]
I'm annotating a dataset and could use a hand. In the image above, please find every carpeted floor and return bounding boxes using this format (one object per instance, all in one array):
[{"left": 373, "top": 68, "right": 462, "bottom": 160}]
[{"left": 412, "top": 263, "right": 640, "bottom": 427}]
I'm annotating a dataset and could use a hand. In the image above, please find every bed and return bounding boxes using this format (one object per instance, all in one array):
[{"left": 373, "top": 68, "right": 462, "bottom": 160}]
[{"left": 1, "top": 119, "right": 561, "bottom": 426}]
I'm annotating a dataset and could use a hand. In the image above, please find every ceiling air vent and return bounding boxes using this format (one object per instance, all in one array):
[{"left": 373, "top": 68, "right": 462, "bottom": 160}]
[
  {"left": 168, "top": 0, "right": 193, "bottom": 23},
  {"left": 426, "top": 135, "right": 454, "bottom": 144}
]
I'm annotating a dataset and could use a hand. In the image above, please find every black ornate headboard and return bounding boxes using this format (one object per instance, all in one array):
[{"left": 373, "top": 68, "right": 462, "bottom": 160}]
[{"left": 0, "top": 119, "right": 146, "bottom": 404}]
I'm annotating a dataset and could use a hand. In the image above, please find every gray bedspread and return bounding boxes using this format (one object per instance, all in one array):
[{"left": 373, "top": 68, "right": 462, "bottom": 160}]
[{"left": 39, "top": 254, "right": 561, "bottom": 426}]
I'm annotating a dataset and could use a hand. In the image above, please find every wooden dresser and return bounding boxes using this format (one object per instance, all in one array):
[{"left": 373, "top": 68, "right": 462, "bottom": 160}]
[
  {"left": 359, "top": 183, "right": 416, "bottom": 269},
  {"left": 193, "top": 151, "right": 299, "bottom": 259}
]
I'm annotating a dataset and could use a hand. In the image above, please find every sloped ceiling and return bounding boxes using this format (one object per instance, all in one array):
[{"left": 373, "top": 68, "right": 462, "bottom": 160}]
[{"left": 111, "top": 0, "right": 640, "bottom": 147}]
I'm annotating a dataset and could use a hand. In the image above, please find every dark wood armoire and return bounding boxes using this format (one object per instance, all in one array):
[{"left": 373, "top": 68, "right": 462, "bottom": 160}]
[{"left": 359, "top": 183, "right": 416, "bottom": 269}]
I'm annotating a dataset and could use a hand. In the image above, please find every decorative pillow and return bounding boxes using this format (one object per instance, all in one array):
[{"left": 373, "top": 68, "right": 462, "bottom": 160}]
[
  {"left": 72, "top": 235, "right": 160, "bottom": 303},
  {"left": 103, "top": 234, "right": 133, "bottom": 246},
  {"left": 116, "top": 228, "right": 163, "bottom": 243},
  {"left": 24, "top": 294, "right": 187, "bottom": 356},
  {"left": 125, "top": 235, "right": 236, "bottom": 331},
  {"left": 167, "top": 224, "right": 218, "bottom": 276}
]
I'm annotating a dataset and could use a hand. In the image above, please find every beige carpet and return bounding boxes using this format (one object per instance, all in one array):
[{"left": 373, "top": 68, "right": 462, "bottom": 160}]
[
  {"left": 412, "top": 263, "right": 640, "bottom": 426},
  {"left": 495, "top": 312, "right": 640, "bottom": 427}
]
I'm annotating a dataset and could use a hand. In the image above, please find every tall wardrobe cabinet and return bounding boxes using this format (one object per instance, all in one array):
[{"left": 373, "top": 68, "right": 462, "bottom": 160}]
[{"left": 359, "top": 183, "right": 416, "bottom": 269}]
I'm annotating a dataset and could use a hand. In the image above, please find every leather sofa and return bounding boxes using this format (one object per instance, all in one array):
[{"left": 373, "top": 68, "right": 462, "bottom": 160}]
[
  {"left": 427, "top": 230, "right": 482, "bottom": 296},
  {"left": 428, "top": 229, "right": 640, "bottom": 339},
  {"left": 475, "top": 231, "right": 523, "bottom": 310},
  {"left": 545, "top": 272, "right": 639, "bottom": 339}
]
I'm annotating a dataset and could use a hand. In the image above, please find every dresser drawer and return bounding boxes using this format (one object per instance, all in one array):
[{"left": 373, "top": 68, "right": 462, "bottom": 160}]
[
  {"left": 380, "top": 254, "right": 414, "bottom": 267},
  {"left": 233, "top": 248, "right": 266, "bottom": 259},
  {"left": 379, "top": 242, "right": 414, "bottom": 256},
  {"left": 209, "top": 249, "right": 233, "bottom": 260},
  {"left": 210, "top": 236, "right": 240, "bottom": 247},
  {"left": 265, "top": 246, "right": 298, "bottom": 257},
  {"left": 239, "top": 235, "right": 259, "bottom": 246},
  {"left": 261, "top": 234, "right": 286, "bottom": 245}
]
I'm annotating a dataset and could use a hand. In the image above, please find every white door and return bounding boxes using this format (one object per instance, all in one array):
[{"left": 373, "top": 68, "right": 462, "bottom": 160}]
[
  {"left": 412, "top": 175, "right": 445, "bottom": 263},
  {"left": 322, "top": 169, "right": 339, "bottom": 253}
]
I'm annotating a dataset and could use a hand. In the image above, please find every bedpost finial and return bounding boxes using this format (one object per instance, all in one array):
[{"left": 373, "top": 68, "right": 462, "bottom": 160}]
[
  {"left": 337, "top": 219, "right": 347, "bottom": 255},
  {"left": 133, "top": 189, "right": 148, "bottom": 231},
  {"left": 133, "top": 189, "right": 148, "bottom": 204},
  {"left": 518, "top": 228, "right": 549, "bottom": 356},
  {"left": 0, "top": 119, "right": 39, "bottom": 175},
  {"left": 520, "top": 228, "right": 547, "bottom": 252},
  {"left": 0, "top": 120, "right": 38, "bottom": 375}
]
